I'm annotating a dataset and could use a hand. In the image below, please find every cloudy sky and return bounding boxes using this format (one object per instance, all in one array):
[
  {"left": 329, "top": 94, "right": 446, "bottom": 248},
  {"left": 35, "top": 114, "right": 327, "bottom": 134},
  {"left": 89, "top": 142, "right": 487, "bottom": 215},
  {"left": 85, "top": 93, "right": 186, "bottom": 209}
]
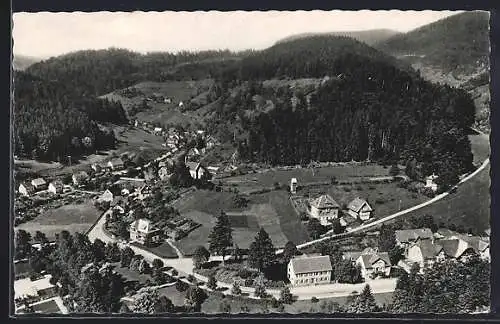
[{"left": 13, "top": 10, "right": 463, "bottom": 58}]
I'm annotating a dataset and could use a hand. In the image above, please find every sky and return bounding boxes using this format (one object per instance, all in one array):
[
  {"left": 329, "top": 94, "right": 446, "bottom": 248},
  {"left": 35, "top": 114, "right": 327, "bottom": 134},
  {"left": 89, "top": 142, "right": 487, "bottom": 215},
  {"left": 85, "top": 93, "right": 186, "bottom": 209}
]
[{"left": 13, "top": 10, "right": 464, "bottom": 58}]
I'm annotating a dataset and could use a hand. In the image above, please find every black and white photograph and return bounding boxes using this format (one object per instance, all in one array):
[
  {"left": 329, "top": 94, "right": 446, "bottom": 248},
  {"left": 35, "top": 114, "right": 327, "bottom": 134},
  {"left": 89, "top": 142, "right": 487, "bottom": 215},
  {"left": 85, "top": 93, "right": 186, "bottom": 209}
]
[{"left": 11, "top": 10, "right": 491, "bottom": 316}]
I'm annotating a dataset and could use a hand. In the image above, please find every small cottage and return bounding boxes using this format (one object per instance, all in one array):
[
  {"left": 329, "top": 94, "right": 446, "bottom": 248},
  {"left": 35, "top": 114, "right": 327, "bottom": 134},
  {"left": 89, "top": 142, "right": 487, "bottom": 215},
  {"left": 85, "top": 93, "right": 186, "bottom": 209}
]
[
  {"left": 395, "top": 228, "right": 433, "bottom": 248},
  {"left": 18, "top": 183, "right": 35, "bottom": 197},
  {"left": 129, "top": 219, "right": 162, "bottom": 246},
  {"left": 72, "top": 171, "right": 89, "bottom": 186},
  {"left": 308, "top": 194, "right": 340, "bottom": 226},
  {"left": 425, "top": 174, "right": 439, "bottom": 192},
  {"left": 346, "top": 197, "right": 373, "bottom": 221},
  {"left": 31, "top": 178, "right": 48, "bottom": 191},
  {"left": 107, "top": 158, "right": 125, "bottom": 171},
  {"left": 344, "top": 248, "right": 391, "bottom": 279},
  {"left": 48, "top": 181, "right": 64, "bottom": 194},
  {"left": 186, "top": 162, "right": 207, "bottom": 180},
  {"left": 99, "top": 189, "right": 114, "bottom": 203}
]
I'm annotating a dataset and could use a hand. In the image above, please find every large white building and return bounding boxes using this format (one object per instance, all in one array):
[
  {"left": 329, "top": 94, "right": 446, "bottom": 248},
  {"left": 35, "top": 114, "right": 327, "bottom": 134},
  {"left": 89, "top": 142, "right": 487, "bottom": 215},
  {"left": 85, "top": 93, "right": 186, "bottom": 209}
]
[
  {"left": 287, "top": 255, "right": 333, "bottom": 287},
  {"left": 308, "top": 194, "right": 340, "bottom": 226}
]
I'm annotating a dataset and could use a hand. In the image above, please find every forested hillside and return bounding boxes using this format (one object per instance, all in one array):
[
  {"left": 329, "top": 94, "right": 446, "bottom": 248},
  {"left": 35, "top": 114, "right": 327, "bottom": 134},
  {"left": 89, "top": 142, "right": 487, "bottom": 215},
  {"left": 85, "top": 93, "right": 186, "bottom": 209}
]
[
  {"left": 13, "top": 71, "right": 126, "bottom": 161},
  {"left": 276, "top": 29, "right": 401, "bottom": 46},
  {"left": 375, "top": 11, "right": 490, "bottom": 132},
  {"left": 204, "top": 36, "right": 475, "bottom": 185},
  {"left": 375, "top": 11, "right": 490, "bottom": 74}
]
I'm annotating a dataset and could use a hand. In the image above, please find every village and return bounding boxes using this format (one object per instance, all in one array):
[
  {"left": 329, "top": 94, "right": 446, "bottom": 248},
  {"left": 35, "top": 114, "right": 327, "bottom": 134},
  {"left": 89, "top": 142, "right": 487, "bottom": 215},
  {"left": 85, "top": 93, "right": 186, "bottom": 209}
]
[{"left": 13, "top": 114, "right": 491, "bottom": 314}]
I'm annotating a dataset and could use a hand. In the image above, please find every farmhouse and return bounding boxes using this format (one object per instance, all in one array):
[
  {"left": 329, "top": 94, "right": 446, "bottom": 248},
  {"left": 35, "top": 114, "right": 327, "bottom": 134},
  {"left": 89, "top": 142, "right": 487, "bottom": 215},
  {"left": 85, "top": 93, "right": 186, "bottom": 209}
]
[
  {"left": 395, "top": 228, "right": 433, "bottom": 248},
  {"left": 72, "top": 171, "right": 89, "bottom": 186},
  {"left": 107, "top": 158, "right": 125, "bottom": 170},
  {"left": 425, "top": 174, "right": 439, "bottom": 192},
  {"left": 186, "top": 162, "right": 207, "bottom": 180},
  {"left": 91, "top": 163, "right": 103, "bottom": 173},
  {"left": 18, "top": 183, "right": 35, "bottom": 197},
  {"left": 287, "top": 255, "right": 332, "bottom": 287},
  {"left": 48, "top": 181, "right": 64, "bottom": 194},
  {"left": 308, "top": 194, "right": 340, "bottom": 226},
  {"left": 154, "top": 127, "right": 163, "bottom": 135},
  {"left": 31, "top": 178, "right": 48, "bottom": 191},
  {"left": 129, "top": 218, "right": 162, "bottom": 246},
  {"left": 346, "top": 197, "right": 373, "bottom": 221},
  {"left": 343, "top": 248, "right": 391, "bottom": 279}
]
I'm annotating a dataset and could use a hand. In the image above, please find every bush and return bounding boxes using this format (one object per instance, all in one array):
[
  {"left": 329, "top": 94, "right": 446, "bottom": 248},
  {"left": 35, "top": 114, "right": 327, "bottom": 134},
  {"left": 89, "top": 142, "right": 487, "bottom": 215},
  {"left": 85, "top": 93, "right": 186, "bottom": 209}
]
[
  {"left": 311, "top": 297, "right": 319, "bottom": 303},
  {"left": 171, "top": 269, "right": 178, "bottom": 276},
  {"left": 238, "top": 268, "right": 252, "bottom": 279},
  {"left": 187, "top": 274, "right": 196, "bottom": 283},
  {"left": 343, "top": 186, "right": 352, "bottom": 192},
  {"left": 375, "top": 198, "right": 386, "bottom": 204},
  {"left": 244, "top": 278, "right": 254, "bottom": 287},
  {"left": 175, "top": 280, "right": 189, "bottom": 292}
]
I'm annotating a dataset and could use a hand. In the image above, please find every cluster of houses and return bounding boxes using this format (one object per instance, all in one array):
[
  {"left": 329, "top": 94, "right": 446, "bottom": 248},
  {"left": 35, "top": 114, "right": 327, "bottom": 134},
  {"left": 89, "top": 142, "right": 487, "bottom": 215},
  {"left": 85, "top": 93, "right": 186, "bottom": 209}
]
[
  {"left": 128, "top": 216, "right": 201, "bottom": 246},
  {"left": 306, "top": 192, "right": 373, "bottom": 226},
  {"left": 286, "top": 227, "right": 490, "bottom": 287},
  {"left": 18, "top": 178, "right": 66, "bottom": 197}
]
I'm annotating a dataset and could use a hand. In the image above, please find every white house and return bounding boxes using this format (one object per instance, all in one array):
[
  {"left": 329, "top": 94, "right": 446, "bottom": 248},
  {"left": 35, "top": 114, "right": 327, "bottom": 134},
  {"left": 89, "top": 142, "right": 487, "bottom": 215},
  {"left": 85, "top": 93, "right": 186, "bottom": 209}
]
[
  {"left": 18, "top": 183, "right": 35, "bottom": 197},
  {"left": 72, "top": 171, "right": 90, "bottom": 186},
  {"left": 98, "top": 189, "right": 114, "bottom": 203},
  {"left": 395, "top": 228, "right": 434, "bottom": 249},
  {"left": 346, "top": 197, "right": 373, "bottom": 221},
  {"left": 48, "top": 181, "right": 64, "bottom": 194},
  {"left": 406, "top": 240, "right": 446, "bottom": 269},
  {"left": 178, "top": 101, "right": 184, "bottom": 108},
  {"left": 308, "top": 194, "right": 340, "bottom": 226},
  {"left": 425, "top": 174, "right": 439, "bottom": 192},
  {"left": 129, "top": 218, "right": 162, "bottom": 246},
  {"left": 107, "top": 158, "right": 125, "bottom": 171},
  {"left": 153, "top": 127, "right": 163, "bottom": 135},
  {"left": 186, "top": 162, "right": 207, "bottom": 180},
  {"left": 207, "top": 166, "right": 220, "bottom": 175},
  {"left": 290, "top": 178, "right": 298, "bottom": 194},
  {"left": 287, "top": 255, "right": 332, "bottom": 287},
  {"left": 343, "top": 249, "right": 391, "bottom": 279},
  {"left": 31, "top": 178, "right": 48, "bottom": 191}
]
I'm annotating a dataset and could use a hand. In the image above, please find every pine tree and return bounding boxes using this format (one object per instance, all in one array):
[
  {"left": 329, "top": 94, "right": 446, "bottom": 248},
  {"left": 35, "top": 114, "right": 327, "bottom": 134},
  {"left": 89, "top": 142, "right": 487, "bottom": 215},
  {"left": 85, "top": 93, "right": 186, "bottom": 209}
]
[
  {"left": 279, "top": 286, "right": 294, "bottom": 304},
  {"left": 248, "top": 228, "right": 276, "bottom": 271},
  {"left": 231, "top": 281, "right": 242, "bottom": 295},
  {"left": 207, "top": 274, "right": 217, "bottom": 290},
  {"left": 208, "top": 211, "right": 233, "bottom": 261},
  {"left": 348, "top": 284, "right": 380, "bottom": 313},
  {"left": 282, "top": 241, "right": 299, "bottom": 263}
]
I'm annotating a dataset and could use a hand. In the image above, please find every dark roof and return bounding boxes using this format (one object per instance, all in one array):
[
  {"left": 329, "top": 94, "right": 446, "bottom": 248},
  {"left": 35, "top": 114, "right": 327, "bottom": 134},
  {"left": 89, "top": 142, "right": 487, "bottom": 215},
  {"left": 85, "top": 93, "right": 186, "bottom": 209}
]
[
  {"left": 435, "top": 228, "right": 461, "bottom": 238},
  {"left": 310, "top": 194, "right": 340, "bottom": 209},
  {"left": 347, "top": 197, "right": 372, "bottom": 213},
  {"left": 395, "top": 228, "right": 433, "bottom": 243},
  {"left": 414, "top": 240, "right": 443, "bottom": 260},
  {"left": 359, "top": 252, "right": 391, "bottom": 269},
  {"left": 439, "top": 239, "right": 461, "bottom": 258},
  {"left": 290, "top": 255, "right": 332, "bottom": 273}
]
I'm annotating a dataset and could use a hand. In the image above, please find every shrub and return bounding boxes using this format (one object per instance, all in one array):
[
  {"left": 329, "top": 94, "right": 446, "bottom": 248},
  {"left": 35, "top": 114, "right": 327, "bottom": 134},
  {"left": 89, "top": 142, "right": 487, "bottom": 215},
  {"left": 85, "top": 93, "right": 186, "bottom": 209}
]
[
  {"left": 175, "top": 280, "right": 189, "bottom": 292},
  {"left": 311, "top": 297, "right": 319, "bottom": 303},
  {"left": 238, "top": 268, "right": 252, "bottom": 279},
  {"left": 171, "top": 269, "right": 178, "bottom": 276},
  {"left": 187, "top": 274, "right": 196, "bottom": 283},
  {"left": 375, "top": 198, "right": 386, "bottom": 204},
  {"left": 269, "top": 297, "right": 281, "bottom": 308},
  {"left": 343, "top": 186, "right": 352, "bottom": 192},
  {"left": 244, "top": 278, "right": 254, "bottom": 287}
]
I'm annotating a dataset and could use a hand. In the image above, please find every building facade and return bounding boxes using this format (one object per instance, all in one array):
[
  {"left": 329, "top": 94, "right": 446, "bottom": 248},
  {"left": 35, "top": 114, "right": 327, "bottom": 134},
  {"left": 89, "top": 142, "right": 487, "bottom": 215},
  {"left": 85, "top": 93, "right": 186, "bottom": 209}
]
[
  {"left": 287, "top": 255, "right": 332, "bottom": 287},
  {"left": 308, "top": 194, "right": 340, "bottom": 226},
  {"left": 346, "top": 197, "right": 373, "bottom": 221},
  {"left": 129, "top": 218, "right": 162, "bottom": 246}
]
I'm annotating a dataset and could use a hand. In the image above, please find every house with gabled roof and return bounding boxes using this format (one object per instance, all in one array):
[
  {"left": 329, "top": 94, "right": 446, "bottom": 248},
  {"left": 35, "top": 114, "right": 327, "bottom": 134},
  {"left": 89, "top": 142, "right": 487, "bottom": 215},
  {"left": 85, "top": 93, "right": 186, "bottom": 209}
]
[
  {"left": 343, "top": 248, "right": 391, "bottom": 279},
  {"left": 395, "top": 228, "right": 433, "bottom": 248},
  {"left": 287, "top": 255, "right": 332, "bottom": 286},
  {"left": 18, "top": 182, "right": 35, "bottom": 197},
  {"left": 407, "top": 240, "right": 446, "bottom": 269},
  {"left": 107, "top": 158, "right": 125, "bottom": 171},
  {"left": 48, "top": 180, "right": 64, "bottom": 194},
  {"left": 346, "top": 197, "right": 373, "bottom": 221},
  {"left": 308, "top": 194, "right": 340, "bottom": 226},
  {"left": 31, "top": 178, "right": 48, "bottom": 191},
  {"left": 98, "top": 189, "right": 114, "bottom": 203},
  {"left": 129, "top": 218, "right": 162, "bottom": 246},
  {"left": 186, "top": 162, "right": 207, "bottom": 180}
]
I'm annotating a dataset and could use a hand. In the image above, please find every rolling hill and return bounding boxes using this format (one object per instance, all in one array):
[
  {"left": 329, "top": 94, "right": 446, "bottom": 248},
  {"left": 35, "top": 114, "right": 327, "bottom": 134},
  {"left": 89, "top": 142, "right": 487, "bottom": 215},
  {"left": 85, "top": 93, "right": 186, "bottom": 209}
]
[
  {"left": 375, "top": 11, "right": 490, "bottom": 132},
  {"left": 276, "top": 29, "right": 401, "bottom": 46}
]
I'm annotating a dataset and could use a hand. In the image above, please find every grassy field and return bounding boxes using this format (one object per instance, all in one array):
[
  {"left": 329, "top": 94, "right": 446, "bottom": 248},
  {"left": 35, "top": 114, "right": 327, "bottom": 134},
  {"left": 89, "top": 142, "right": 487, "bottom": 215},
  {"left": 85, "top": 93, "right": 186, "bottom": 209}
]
[
  {"left": 15, "top": 201, "right": 101, "bottom": 240},
  {"left": 199, "top": 291, "right": 393, "bottom": 314},
  {"left": 157, "top": 285, "right": 188, "bottom": 307},
  {"left": 132, "top": 242, "right": 178, "bottom": 259},
  {"left": 223, "top": 164, "right": 392, "bottom": 187},
  {"left": 173, "top": 190, "right": 309, "bottom": 255},
  {"left": 393, "top": 133, "right": 491, "bottom": 234}
]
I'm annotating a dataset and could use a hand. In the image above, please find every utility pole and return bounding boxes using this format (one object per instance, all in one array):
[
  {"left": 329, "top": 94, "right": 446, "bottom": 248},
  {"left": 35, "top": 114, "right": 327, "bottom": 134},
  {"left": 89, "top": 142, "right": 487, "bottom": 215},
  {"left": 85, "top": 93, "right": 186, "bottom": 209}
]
[
  {"left": 399, "top": 199, "right": 402, "bottom": 211},
  {"left": 67, "top": 155, "right": 72, "bottom": 167}
]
